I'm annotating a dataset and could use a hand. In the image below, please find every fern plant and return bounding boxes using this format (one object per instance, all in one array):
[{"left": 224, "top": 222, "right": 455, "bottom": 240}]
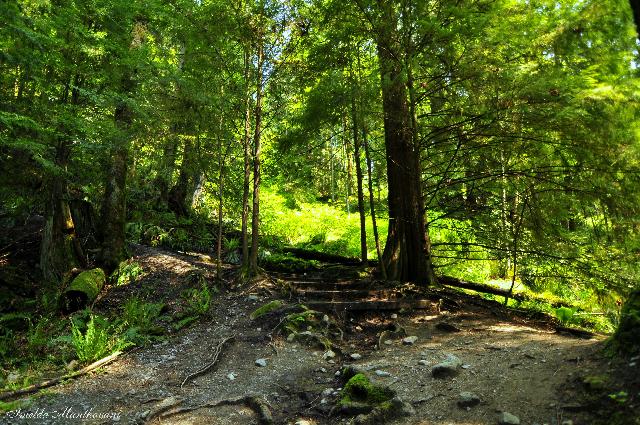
[
  {"left": 183, "top": 283, "right": 213, "bottom": 316},
  {"left": 70, "top": 316, "right": 132, "bottom": 363}
]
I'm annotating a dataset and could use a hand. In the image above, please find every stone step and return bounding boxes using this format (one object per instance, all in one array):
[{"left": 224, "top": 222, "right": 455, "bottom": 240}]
[
  {"left": 305, "top": 299, "right": 435, "bottom": 312},
  {"left": 293, "top": 288, "right": 399, "bottom": 301},
  {"left": 284, "top": 280, "right": 374, "bottom": 290}
]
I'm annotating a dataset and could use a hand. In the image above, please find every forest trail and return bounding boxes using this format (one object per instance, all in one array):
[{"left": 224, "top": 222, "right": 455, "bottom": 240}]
[{"left": 4, "top": 245, "right": 609, "bottom": 425}]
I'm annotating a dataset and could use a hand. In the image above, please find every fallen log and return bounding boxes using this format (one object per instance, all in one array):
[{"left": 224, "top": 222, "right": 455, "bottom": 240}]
[
  {"left": 438, "top": 275, "right": 574, "bottom": 309},
  {"left": 61, "top": 268, "right": 106, "bottom": 313},
  {"left": 281, "top": 247, "right": 362, "bottom": 265},
  {"left": 0, "top": 351, "right": 122, "bottom": 401}
]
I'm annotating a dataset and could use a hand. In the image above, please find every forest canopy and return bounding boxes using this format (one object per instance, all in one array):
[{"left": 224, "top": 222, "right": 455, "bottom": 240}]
[{"left": 1, "top": 0, "right": 639, "bottom": 337}]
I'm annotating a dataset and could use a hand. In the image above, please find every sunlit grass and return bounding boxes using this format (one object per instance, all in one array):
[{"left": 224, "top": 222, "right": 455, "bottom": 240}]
[{"left": 260, "top": 188, "right": 388, "bottom": 258}]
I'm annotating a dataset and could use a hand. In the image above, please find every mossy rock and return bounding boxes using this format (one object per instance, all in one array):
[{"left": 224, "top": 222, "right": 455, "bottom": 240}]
[
  {"left": 250, "top": 300, "right": 285, "bottom": 320},
  {"left": 613, "top": 289, "right": 640, "bottom": 355},
  {"left": 339, "top": 373, "right": 395, "bottom": 407},
  {"left": 338, "top": 373, "right": 413, "bottom": 423},
  {"left": 61, "top": 268, "right": 106, "bottom": 313}
]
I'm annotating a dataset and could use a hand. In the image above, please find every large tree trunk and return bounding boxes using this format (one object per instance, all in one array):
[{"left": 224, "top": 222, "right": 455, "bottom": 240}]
[
  {"left": 40, "top": 70, "right": 86, "bottom": 282},
  {"left": 168, "top": 137, "right": 198, "bottom": 217},
  {"left": 630, "top": 0, "right": 640, "bottom": 37},
  {"left": 376, "top": 1, "right": 435, "bottom": 285},
  {"left": 40, "top": 141, "right": 85, "bottom": 282},
  {"left": 156, "top": 44, "right": 186, "bottom": 211},
  {"left": 249, "top": 40, "right": 264, "bottom": 276},
  {"left": 154, "top": 133, "right": 178, "bottom": 210},
  {"left": 101, "top": 73, "right": 133, "bottom": 271}
]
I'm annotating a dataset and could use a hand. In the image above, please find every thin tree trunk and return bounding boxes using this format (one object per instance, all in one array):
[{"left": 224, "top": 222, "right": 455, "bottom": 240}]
[
  {"left": 216, "top": 129, "right": 225, "bottom": 282},
  {"left": 241, "top": 48, "right": 252, "bottom": 270},
  {"left": 505, "top": 194, "right": 528, "bottom": 305},
  {"left": 249, "top": 39, "right": 264, "bottom": 276},
  {"left": 363, "top": 124, "right": 386, "bottom": 278},
  {"left": 350, "top": 76, "right": 367, "bottom": 265},
  {"left": 330, "top": 137, "right": 335, "bottom": 203},
  {"left": 342, "top": 113, "right": 351, "bottom": 216}
]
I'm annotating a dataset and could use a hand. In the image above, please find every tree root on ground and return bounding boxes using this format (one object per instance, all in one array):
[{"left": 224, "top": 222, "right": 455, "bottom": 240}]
[
  {"left": 157, "top": 395, "right": 273, "bottom": 424},
  {"left": 180, "top": 336, "right": 234, "bottom": 388}
]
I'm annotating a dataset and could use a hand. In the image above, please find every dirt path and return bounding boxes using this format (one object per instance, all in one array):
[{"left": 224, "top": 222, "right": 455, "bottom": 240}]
[{"left": 2, "top": 246, "right": 609, "bottom": 425}]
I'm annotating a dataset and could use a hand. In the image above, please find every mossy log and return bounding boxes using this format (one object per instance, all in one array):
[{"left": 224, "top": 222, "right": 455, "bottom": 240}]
[
  {"left": 250, "top": 300, "right": 284, "bottom": 320},
  {"left": 61, "top": 268, "right": 106, "bottom": 312}
]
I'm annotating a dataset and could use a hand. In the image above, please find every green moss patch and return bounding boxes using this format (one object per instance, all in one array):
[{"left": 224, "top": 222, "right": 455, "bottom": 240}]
[
  {"left": 250, "top": 300, "right": 285, "bottom": 320},
  {"left": 339, "top": 373, "right": 395, "bottom": 406}
]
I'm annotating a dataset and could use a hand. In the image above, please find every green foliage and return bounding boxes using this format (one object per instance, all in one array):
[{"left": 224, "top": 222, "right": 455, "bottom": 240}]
[
  {"left": 555, "top": 307, "right": 577, "bottom": 325},
  {"left": 260, "top": 189, "right": 388, "bottom": 259},
  {"left": 0, "top": 399, "right": 28, "bottom": 413},
  {"left": 182, "top": 282, "right": 213, "bottom": 317},
  {"left": 608, "top": 390, "right": 629, "bottom": 404},
  {"left": 70, "top": 315, "right": 132, "bottom": 363},
  {"left": 280, "top": 309, "right": 319, "bottom": 334},
  {"left": 224, "top": 237, "right": 240, "bottom": 251},
  {"left": 173, "top": 316, "right": 199, "bottom": 331},
  {"left": 113, "top": 260, "right": 144, "bottom": 287},
  {"left": 121, "top": 297, "right": 165, "bottom": 339},
  {"left": 259, "top": 252, "right": 319, "bottom": 273},
  {"left": 612, "top": 289, "right": 640, "bottom": 354}
]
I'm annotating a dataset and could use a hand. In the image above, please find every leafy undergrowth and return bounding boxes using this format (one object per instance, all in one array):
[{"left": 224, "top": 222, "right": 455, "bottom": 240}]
[{"left": 0, "top": 254, "right": 218, "bottom": 395}]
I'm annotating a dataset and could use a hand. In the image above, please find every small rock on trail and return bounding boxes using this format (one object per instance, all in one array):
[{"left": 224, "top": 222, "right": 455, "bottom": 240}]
[
  {"left": 431, "top": 353, "right": 462, "bottom": 378},
  {"left": 498, "top": 411, "right": 521, "bottom": 424}
]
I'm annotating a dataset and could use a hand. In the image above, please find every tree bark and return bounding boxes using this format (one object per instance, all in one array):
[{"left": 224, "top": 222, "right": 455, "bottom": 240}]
[
  {"left": 249, "top": 39, "right": 264, "bottom": 276},
  {"left": 350, "top": 77, "right": 367, "bottom": 264},
  {"left": 168, "top": 137, "right": 198, "bottom": 218},
  {"left": 40, "top": 140, "right": 85, "bottom": 282},
  {"left": 100, "top": 91, "right": 131, "bottom": 271},
  {"left": 40, "top": 68, "right": 86, "bottom": 282},
  {"left": 630, "top": 0, "right": 640, "bottom": 37},
  {"left": 241, "top": 47, "right": 252, "bottom": 270},
  {"left": 375, "top": 0, "right": 435, "bottom": 285},
  {"left": 363, "top": 125, "right": 386, "bottom": 278},
  {"left": 154, "top": 133, "right": 178, "bottom": 210}
]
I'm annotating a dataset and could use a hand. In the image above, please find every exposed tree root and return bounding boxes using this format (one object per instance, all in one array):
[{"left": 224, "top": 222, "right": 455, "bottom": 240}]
[
  {"left": 0, "top": 351, "right": 123, "bottom": 401},
  {"left": 180, "top": 336, "right": 234, "bottom": 388},
  {"left": 144, "top": 396, "right": 183, "bottom": 424},
  {"left": 158, "top": 395, "right": 273, "bottom": 424}
]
